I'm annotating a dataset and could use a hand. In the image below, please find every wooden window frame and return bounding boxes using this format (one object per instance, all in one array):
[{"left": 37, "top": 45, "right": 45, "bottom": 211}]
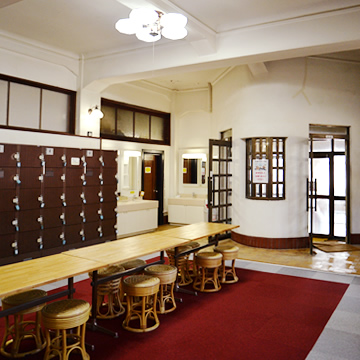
[
  {"left": 245, "top": 137, "right": 286, "bottom": 200},
  {"left": 100, "top": 99, "right": 170, "bottom": 146}
]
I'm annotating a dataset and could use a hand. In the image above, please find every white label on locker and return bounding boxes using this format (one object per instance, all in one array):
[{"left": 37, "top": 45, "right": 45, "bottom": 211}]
[
  {"left": 0, "top": 145, "right": 4, "bottom": 153},
  {"left": 45, "top": 147, "right": 54, "bottom": 155},
  {"left": 71, "top": 157, "right": 80, "bottom": 166},
  {"left": 0, "top": 169, "right": 4, "bottom": 178},
  {"left": 86, "top": 150, "right": 93, "bottom": 157}
]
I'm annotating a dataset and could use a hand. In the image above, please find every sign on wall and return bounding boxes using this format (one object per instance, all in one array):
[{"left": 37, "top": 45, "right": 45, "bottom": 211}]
[{"left": 253, "top": 159, "right": 268, "bottom": 183}]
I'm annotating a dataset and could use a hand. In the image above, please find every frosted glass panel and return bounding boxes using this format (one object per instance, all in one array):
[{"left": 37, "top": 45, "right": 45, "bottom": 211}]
[
  {"left": 0, "top": 80, "right": 7, "bottom": 125},
  {"left": 334, "top": 200, "right": 346, "bottom": 237},
  {"left": 41, "top": 90, "right": 68, "bottom": 132},
  {"left": 9, "top": 83, "right": 40, "bottom": 129},
  {"left": 101, "top": 106, "right": 116, "bottom": 134},
  {"left": 312, "top": 139, "right": 331, "bottom": 152},
  {"left": 117, "top": 109, "right": 133, "bottom": 137},
  {"left": 334, "top": 155, "right": 346, "bottom": 197},
  {"left": 334, "top": 139, "right": 345, "bottom": 152},
  {"left": 150, "top": 116, "right": 164, "bottom": 141},
  {"left": 313, "top": 199, "right": 329, "bottom": 235},
  {"left": 313, "top": 158, "right": 329, "bottom": 196},
  {"left": 134, "top": 112, "right": 149, "bottom": 139}
]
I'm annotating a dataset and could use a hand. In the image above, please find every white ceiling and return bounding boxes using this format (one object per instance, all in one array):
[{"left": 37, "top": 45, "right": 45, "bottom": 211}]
[{"left": 0, "top": 0, "right": 360, "bottom": 90}]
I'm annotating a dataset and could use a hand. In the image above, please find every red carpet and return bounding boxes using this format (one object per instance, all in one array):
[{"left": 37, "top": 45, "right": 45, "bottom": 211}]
[{"left": 0, "top": 267, "right": 348, "bottom": 360}]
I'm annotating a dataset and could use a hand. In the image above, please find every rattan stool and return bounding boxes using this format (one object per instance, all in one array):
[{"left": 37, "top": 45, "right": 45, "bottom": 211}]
[
  {"left": 41, "top": 299, "right": 91, "bottom": 360},
  {"left": 186, "top": 241, "right": 201, "bottom": 277},
  {"left": 88, "top": 264, "right": 125, "bottom": 319},
  {"left": 193, "top": 251, "right": 223, "bottom": 292},
  {"left": 1, "top": 289, "right": 47, "bottom": 358},
  {"left": 144, "top": 264, "right": 177, "bottom": 314},
  {"left": 214, "top": 244, "right": 239, "bottom": 284},
  {"left": 122, "top": 275, "right": 160, "bottom": 333},
  {"left": 166, "top": 246, "right": 193, "bottom": 286},
  {"left": 120, "top": 259, "right": 147, "bottom": 271}
]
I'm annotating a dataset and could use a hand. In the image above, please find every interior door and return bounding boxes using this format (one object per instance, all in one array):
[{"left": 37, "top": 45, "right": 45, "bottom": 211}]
[
  {"left": 207, "top": 139, "right": 232, "bottom": 224},
  {"left": 308, "top": 129, "right": 349, "bottom": 253},
  {"left": 142, "top": 151, "right": 164, "bottom": 225}
]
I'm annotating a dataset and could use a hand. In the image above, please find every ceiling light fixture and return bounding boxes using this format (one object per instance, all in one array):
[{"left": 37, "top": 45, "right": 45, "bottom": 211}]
[
  {"left": 115, "top": 8, "right": 187, "bottom": 43},
  {"left": 88, "top": 106, "right": 104, "bottom": 119}
]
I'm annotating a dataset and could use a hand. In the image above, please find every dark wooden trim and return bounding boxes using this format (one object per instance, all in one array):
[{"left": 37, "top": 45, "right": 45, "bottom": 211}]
[
  {"left": 231, "top": 232, "right": 310, "bottom": 249},
  {"left": 351, "top": 234, "right": 360, "bottom": 244}
]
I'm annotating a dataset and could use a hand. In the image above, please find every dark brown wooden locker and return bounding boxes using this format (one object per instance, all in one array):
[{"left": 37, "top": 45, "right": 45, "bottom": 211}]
[
  {"left": 42, "top": 227, "right": 64, "bottom": 250},
  {"left": 19, "top": 188, "right": 42, "bottom": 210},
  {"left": 0, "top": 143, "right": 19, "bottom": 167},
  {"left": 18, "top": 230, "right": 41, "bottom": 253},
  {"left": 83, "top": 186, "right": 101, "bottom": 204},
  {"left": 101, "top": 202, "right": 117, "bottom": 220},
  {"left": 84, "top": 204, "right": 101, "bottom": 223},
  {"left": 18, "top": 209, "right": 41, "bottom": 232},
  {"left": 42, "top": 207, "right": 63, "bottom": 229},
  {"left": 43, "top": 188, "right": 63, "bottom": 208},
  {"left": 19, "top": 168, "right": 42, "bottom": 189},
  {"left": 102, "top": 167, "right": 117, "bottom": 185},
  {"left": 65, "top": 168, "right": 83, "bottom": 187},
  {"left": 65, "top": 187, "right": 83, "bottom": 207},
  {"left": 65, "top": 205, "right": 83, "bottom": 225},
  {"left": 102, "top": 185, "right": 117, "bottom": 203},
  {"left": 20, "top": 145, "right": 43, "bottom": 167},
  {"left": 0, "top": 189, "right": 17, "bottom": 212},
  {"left": 84, "top": 168, "right": 100, "bottom": 186},
  {"left": 64, "top": 224, "right": 83, "bottom": 245},
  {"left": 84, "top": 149, "right": 101, "bottom": 168},
  {"left": 101, "top": 150, "right": 117, "bottom": 168},
  {"left": 66, "top": 148, "right": 84, "bottom": 168},
  {"left": 0, "top": 211, "right": 16, "bottom": 235},
  {"left": 0, "top": 233, "right": 16, "bottom": 263},
  {"left": 101, "top": 218, "right": 116, "bottom": 238},
  {"left": 84, "top": 221, "right": 100, "bottom": 241},
  {"left": 0, "top": 167, "right": 18, "bottom": 189},
  {"left": 43, "top": 146, "right": 65, "bottom": 167},
  {"left": 43, "top": 168, "right": 64, "bottom": 188}
]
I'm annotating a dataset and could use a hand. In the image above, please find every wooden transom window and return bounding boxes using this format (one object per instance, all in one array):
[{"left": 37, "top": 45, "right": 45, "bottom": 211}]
[
  {"left": 245, "top": 137, "right": 286, "bottom": 200},
  {"left": 100, "top": 99, "right": 170, "bottom": 145}
]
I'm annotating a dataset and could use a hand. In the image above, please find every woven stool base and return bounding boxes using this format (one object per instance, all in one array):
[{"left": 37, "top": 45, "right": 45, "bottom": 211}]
[{"left": 193, "top": 252, "right": 222, "bottom": 293}]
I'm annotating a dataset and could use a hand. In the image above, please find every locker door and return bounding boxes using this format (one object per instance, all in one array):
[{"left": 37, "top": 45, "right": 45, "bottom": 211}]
[
  {"left": 0, "top": 211, "right": 16, "bottom": 235},
  {"left": 0, "top": 233, "right": 16, "bottom": 263},
  {"left": 102, "top": 185, "right": 117, "bottom": 203},
  {"left": 43, "top": 187, "right": 63, "bottom": 209},
  {"left": 20, "top": 168, "right": 42, "bottom": 189},
  {"left": 18, "top": 209, "right": 41, "bottom": 232},
  {"left": 84, "top": 168, "right": 100, "bottom": 187},
  {"left": 42, "top": 207, "right": 63, "bottom": 229},
  {"left": 18, "top": 230, "right": 41, "bottom": 253},
  {"left": 42, "top": 227, "right": 64, "bottom": 250},
  {"left": 44, "top": 168, "right": 64, "bottom": 188},
  {"left": 65, "top": 168, "right": 83, "bottom": 187},
  {"left": 0, "top": 167, "right": 17, "bottom": 189},
  {"left": 84, "top": 149, "right": 101, "bottom": 168},
  {"left": 0, "top": 189, "right": 17, "bottom": 212},
  {"left": 102, "top": 167, "right": 117, "bottom": 185},
  {"left": 83, "top": 186, "right": 101, "bottom": 204},
  {"left": 64, "top": 224, "right": 83, "bottom": 245},
  {"left": 84, "top": 204, "right": 101, "bottom": 223},
  {"left": 84, "top": 221, "right": 100, "bottom": 241},
  {"left": 101, "top": 202, "right": 117, "bottom": 220},
  {"left": 66, "top": 149, "right": 84, "bottom": 168},
  {"left": 19, "top": 188, "right": 42, "bottom": 210},
  {"left": 65, "top": 187, "right": 83, "bottom": 206},
  {"left": 43, "top": 146, "right": 65, "bottom": 167},
  {"left": 101, "top": 218, "right": 116, "bottom": 238},
  {"left": 101, "top": 150, "right": 117, "bottom": 168},
  {"left": 0, "top": 143, "right": 19, "bottom": 167},
  {"left": 20, "top": 145, "right": 43, "bottom": 167},
  {"left": 65, "top": 206, "right": 83, "bottom": 225}
]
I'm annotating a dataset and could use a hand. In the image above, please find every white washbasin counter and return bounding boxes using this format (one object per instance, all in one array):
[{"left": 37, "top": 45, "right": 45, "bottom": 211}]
[{"left": 117, "top": 199, "right": 159, "bottom": 212}]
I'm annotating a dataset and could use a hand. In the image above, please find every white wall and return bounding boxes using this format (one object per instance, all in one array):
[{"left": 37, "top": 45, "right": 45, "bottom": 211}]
[{"left": 211, "top": 58, "right": 360, "bottom": 238}]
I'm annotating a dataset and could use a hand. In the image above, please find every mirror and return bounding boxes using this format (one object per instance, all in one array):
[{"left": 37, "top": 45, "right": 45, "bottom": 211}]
[
  {"left": 181, "top": 152, "right": 207, "bottom": 186},
  {"left": 121, "top": 150, "right": 141, "bottom": 197}
]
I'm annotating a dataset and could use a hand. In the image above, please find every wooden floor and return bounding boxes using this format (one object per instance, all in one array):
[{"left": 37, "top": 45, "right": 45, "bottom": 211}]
[{"left": 157, "top": 225, "right": 360, "bottom": 276}]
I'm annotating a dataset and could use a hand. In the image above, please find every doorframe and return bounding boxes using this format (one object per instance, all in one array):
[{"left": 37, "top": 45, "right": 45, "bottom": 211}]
[
  {"left": 308, "top": 126, "right": 350, "bottom": 253},
  {"left": 141, "top": 150, "right": 164, "bottom": 226}
]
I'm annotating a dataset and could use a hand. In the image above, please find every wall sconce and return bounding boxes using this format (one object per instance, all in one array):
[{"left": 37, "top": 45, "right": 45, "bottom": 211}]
[{"left": 88, "top": 106, "right": 104, "bottom": 119}]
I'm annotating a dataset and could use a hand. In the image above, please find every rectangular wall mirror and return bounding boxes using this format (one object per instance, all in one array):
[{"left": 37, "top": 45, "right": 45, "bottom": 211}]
[
  {"left": 121, "top": 150, "right": 141, "bottom": 197},
  {"left": 181, "top": 151, "right": 207, "bottom": 187}
]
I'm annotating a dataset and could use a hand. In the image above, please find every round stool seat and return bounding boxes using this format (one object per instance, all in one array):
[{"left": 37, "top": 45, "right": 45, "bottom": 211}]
[
  {"left": 193, "top": 251, "right": 223, "bottom": 292},
  {"left": 214, "top": 244, "right": 239, "bottom": 284},
  {"left": 145, "top": 265, "right": 177, "bottom": 314},
  {"left": 98, "top": 264, "right": 125, "bottom": 277},
  {"left": 166, "top": 246, "right": 193, "bottom": 286},
  {"left": 41, "top": 299, "right": 90, "bottom": 329},
  {"left": 187, "top": 241, "right": 201, "bottom": 249},
  {"left": 42, "top": 299, "right": 90, "bottom": 360},
  {"left": 121, "top": 259, "right": 147, "bottom": 270},
  {"left": 1, "top": 290, "right": 47, "bottom": 358},
  {"left": 122, "top": 275, "right": 160, "bottom": 332},
  {"left": 145, "top": 264, "right": 177, "bottom": 284}
]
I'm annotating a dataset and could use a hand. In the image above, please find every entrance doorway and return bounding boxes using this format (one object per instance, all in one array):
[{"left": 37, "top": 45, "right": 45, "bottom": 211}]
[
  {"left": 142, "top": 150, "right": 164, "bottom": 225},
  {"left": 308, "top": 125, "right": 350, "bottom": 253}
]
